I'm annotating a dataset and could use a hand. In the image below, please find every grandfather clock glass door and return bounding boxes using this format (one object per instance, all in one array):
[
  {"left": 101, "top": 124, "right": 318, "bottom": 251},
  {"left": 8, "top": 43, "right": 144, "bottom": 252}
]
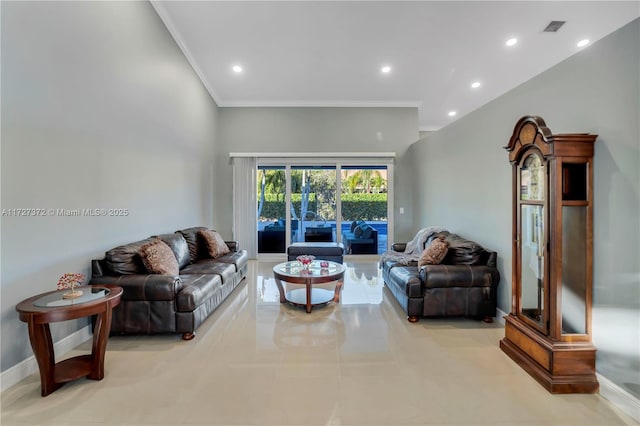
[{"left": 518, "top": 151, "right": 547, "bottom": 334}]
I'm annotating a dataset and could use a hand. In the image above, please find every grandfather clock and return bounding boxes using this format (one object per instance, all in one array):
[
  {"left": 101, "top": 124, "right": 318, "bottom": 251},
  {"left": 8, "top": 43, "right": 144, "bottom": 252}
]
[{"left": 500, "top": 115, "right": 599, "bottom": 393}]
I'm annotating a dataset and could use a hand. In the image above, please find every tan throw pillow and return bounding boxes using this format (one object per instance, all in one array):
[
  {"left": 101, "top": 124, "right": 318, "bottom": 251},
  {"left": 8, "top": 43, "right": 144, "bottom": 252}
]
[
  {"left": 418, "top": 235, "right": 449, "bottom": 267},
  {"left": 140, "top": 239, "right": 180, "bottom": 276},
  {"left": 198, "top": 229, "right": 230, "bottom": 258}
]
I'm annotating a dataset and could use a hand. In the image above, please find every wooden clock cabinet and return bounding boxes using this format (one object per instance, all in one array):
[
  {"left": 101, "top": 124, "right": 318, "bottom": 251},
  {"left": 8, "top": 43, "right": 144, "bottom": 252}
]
[{"left": 500, "top": 115, "right": 599, "bottom": 393}]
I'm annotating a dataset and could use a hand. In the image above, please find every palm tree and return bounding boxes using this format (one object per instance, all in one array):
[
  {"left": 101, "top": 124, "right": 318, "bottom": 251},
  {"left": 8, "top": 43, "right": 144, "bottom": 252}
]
[
  {"left": 257, "top": 169, "right": 267, "bottom": 219},
  {"left": 370, "top": 173, "right": 385, "bottom": 193},
  {"left": 342, "top": 172, "right": 360, "bottom": 194},
  {"left": 351, "top": 169, "right": 383, "bottom": 193},
  {"left": 265, "top": 170, "right": 285, "bottom": 201}
]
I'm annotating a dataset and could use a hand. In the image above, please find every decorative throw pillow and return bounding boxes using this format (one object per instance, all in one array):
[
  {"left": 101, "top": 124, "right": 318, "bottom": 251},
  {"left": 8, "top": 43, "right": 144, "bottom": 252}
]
[
  {"left": 351, "top": 220, "right": 365, "bottom": 233},
  {"left": 418, "top": 235, "right": 450, "bottom": 267},
  {"left": 198, "top": 229, "right": 230, "bottom": 258},
  {"left": 140, "top": 239, "right": 180, "bottom": 276},
  {"left": 176, "top": 226, "right": 208, "bottom": 263},
  {"left": 360, "top": 223, "right": 373, "bottom": 239}
]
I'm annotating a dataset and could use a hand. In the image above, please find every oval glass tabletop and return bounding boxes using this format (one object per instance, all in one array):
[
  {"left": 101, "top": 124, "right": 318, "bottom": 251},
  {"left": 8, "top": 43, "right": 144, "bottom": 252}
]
[
  {"left": 33, "top": 287, "right": 111, "bottom": 308},
  {"left": 274, "top": 260, "right": 345, "bottom": 279}
]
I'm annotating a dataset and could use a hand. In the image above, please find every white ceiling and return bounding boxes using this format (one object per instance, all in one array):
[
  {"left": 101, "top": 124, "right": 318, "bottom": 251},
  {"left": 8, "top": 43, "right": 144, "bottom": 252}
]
[{"left": 151, "top": 1, "right": 639, "bottom": 131}]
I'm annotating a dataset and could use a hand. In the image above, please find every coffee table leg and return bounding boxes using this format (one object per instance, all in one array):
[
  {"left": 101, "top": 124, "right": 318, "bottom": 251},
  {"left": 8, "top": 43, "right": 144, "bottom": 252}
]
[
  {"left": 274, "top": 277, "right": 286, "bottom": 303},
  {"left": 306, "top": 282, "right": 312, "bottom": 313},
  {"left": 333, "top": 279, "right": 344, "bottom": 303},
  {"left": 27, "top": 321, "right": 60, "bottom": 397}
]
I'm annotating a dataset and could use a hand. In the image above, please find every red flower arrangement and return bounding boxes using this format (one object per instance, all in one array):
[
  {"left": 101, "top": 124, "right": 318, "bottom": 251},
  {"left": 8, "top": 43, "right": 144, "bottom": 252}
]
[{"left": 57, "top": 273, "right": 85, "bottom": 299}]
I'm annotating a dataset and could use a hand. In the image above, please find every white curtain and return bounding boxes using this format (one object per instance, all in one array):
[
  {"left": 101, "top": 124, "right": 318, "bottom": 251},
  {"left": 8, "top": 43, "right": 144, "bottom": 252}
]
[{"left": 232, "top": 157, "right": 257, "bottom": 258}]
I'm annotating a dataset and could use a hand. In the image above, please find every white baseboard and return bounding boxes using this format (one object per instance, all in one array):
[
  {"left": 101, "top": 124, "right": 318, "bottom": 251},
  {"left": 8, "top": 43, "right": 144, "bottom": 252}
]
[
  {"left": 496, "top": 309, "right": 639, "bottom": 422},
  {"left": 597, "top": 373, "right": 640, "bottom": 423},
  {"left": 495, "top": 307, "right": 508, "bottom": 325},
  {"left": 1, "top": 325, "right": 92, "bottom": 392}
]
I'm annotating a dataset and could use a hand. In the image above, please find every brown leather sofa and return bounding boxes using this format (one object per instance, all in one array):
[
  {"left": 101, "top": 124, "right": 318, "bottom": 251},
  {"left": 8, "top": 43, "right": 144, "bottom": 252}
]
[
  {"left": 89, "top": 226, "right": 248, "bottom": 340},
  {"left": 382, "top": 231, "right": 500, "bottom": 323}
]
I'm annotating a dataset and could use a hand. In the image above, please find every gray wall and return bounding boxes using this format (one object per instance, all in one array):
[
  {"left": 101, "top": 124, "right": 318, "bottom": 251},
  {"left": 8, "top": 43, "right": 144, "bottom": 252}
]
[
  {"left": 1, "top": 1, "right": 219, "bottom": 371},
  {"left": 411, "top": 19, "right": 639, "bottom": 397},
  {"left": 215, "top": 107, "right": 419, "bottom": 241}
]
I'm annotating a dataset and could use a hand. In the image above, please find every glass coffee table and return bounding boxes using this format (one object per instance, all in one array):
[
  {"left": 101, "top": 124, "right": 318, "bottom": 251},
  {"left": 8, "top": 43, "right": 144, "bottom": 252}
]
[{"left": 273, "top": 260, "right": 346, "bottom": 313}]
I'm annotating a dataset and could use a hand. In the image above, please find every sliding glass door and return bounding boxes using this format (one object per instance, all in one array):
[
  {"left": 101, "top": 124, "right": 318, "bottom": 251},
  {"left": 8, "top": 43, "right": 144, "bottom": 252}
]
[
  {"left": 257, "top": 166, "right": 286, "bottom": 253},
  {"left": 341, "top": 166, "right": 388, "bottom": 254},
  {"left": 291, "top": 166, "right": 336, "bottom": 244},
  {"left": 256, "top": 158, "right": 392, "bottom": 256}
]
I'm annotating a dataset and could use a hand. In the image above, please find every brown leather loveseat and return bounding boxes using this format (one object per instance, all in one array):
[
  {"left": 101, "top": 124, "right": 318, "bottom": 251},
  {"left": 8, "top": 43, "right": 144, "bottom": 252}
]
[
  {"left": 90, "top": 226, "right": 248, "bottom": 340},
  {"left": 382, "top": 231, "right": 500, "bottom": 323}
]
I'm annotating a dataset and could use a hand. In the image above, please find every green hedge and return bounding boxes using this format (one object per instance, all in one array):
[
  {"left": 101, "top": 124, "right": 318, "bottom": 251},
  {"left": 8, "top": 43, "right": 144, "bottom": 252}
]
[
  {"left": 259, "top": 194, "right": 316, "bottom": 220},
  {"left": 258, "top": 193, "right": 387, "bottom": 221}
]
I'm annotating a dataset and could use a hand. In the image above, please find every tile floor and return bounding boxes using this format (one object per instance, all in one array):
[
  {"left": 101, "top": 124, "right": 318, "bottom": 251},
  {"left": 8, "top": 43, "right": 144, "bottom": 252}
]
[{"left": 1, "top": 260, "right": 637, "bottom": 426}]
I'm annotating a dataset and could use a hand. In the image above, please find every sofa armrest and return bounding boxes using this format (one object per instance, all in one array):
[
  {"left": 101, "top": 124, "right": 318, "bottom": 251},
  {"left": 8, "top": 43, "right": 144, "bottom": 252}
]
[
  {"left": 91, "top": 259, "right": 106, "bottom": 277},
  {"left": 391, "top": 242, "right": 407, "bottom": 252},
  {"left": 485, "top": 250, "right": 497, "bottom": 268},
  {"left": 89, "top": 274, "right": 182, "bottom": 301},
  {"left": 225, "top": 241, "right": 239, "bottom": 252},
  {"left": 419, "top": 265, "right": 500, "bottom": 289}
]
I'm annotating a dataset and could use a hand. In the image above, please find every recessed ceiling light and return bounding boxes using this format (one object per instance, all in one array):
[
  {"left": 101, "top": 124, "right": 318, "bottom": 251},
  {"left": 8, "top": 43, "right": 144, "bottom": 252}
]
[
  {"left": 448, "top": 111, "right": 457, "bottom": 117},
  {"left": 471, "top": 81, "right": 481, "bottom": 89},
  {"left": 381, "top": 66, "right": 391, "bottom": 73},
  {"left": 232, "top": 65, "right": 243, "bottom": 73},
  {"left": 577, "top": 39, "right": 590, "bottom": 47},
  {"left": 506, "top": 38, "right": 518, "bottom": 47}
]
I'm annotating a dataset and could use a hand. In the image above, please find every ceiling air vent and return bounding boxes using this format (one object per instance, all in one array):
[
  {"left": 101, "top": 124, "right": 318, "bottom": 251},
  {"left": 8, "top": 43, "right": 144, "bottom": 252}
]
[{"left": 543, "top": 21, "right": 566, "bottom": 32}]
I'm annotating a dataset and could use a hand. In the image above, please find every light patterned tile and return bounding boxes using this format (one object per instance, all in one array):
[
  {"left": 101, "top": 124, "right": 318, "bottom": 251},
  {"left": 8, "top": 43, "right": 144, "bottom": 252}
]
[{"left": 1, "top": 260, "right": 635, "bottom": 426}]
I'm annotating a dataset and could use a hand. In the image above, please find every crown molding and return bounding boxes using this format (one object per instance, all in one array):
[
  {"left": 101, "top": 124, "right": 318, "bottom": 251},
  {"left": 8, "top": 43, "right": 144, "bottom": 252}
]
[
  {"left": 151, "top": 2, "right": 424, "bottom": 112},
  {"left": 219, "top": 100, "right": 423, "bottom": 108},
  {"left": 150, "top": 1, "right": 221, "bottom": 106}
]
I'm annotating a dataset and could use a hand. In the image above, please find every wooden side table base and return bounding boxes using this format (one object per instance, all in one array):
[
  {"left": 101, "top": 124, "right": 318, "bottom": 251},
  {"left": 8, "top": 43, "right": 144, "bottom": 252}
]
[{"left": 17, "top": 285, "right": 122, "bottom": 396}]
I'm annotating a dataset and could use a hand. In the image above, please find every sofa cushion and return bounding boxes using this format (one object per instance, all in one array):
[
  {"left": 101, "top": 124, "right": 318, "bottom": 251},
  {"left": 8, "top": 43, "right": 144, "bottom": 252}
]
[
  {"left": 441, "top": 233, "right": 485, "bottom": 265},
  {"left": 180, "top": 260, "right": 236, "bottom": 285},
  {"left": 213, "top": 250, "right": 249, "bottom": 273},
  {"left": 104, "top": 237, "right": 155, "bottom": 275},
  {"left": 155, "top": 233, "right": 191, "bottom": 269},
  {"left": 198, "top": 229, "right": 231, "bottom": 258},
  {"left": 360, "top": 223, "right": 373, "bottom": 239},
  {"left": 176, "top": 227, "right": 208, "bottom": 262},
  {"left": 176, "top": 274, "right": 222, "bottom": 312},
  {"left": 418, "top": 235, "right": 449, "bottom": 266},
  {"left": 139, "top": 239, "right": 180, "bottom": 276},
  {"left": 351, "top": 219, "right": 366, "bottom": 233}
]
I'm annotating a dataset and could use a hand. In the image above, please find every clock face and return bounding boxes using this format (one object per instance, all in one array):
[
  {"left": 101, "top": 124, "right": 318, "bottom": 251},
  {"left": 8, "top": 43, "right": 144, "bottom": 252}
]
[{"left": 520, "top": 154, "right": 545, "bottom": 201}]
